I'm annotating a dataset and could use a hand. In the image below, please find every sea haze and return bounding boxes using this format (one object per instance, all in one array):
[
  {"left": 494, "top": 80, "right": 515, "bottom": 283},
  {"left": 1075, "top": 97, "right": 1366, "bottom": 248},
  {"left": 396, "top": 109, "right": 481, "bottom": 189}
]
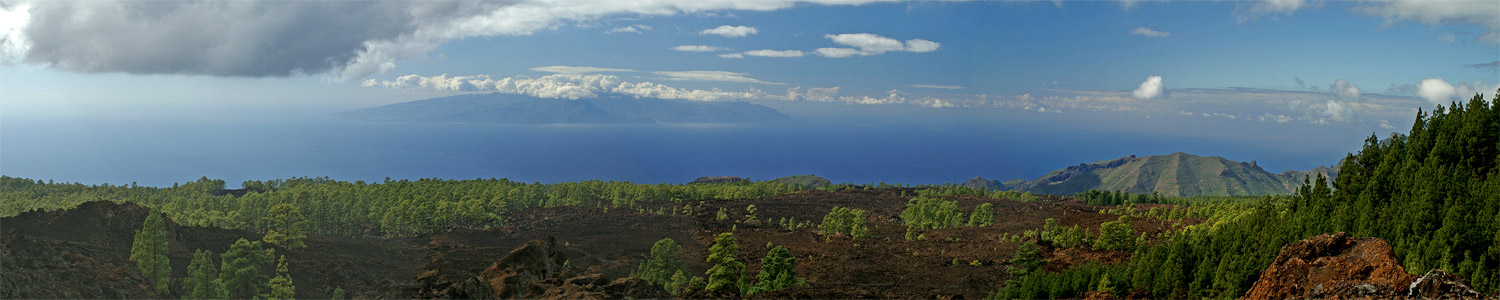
[{"left": 0, "top": 100, "right": 1371, "bottom": 187}]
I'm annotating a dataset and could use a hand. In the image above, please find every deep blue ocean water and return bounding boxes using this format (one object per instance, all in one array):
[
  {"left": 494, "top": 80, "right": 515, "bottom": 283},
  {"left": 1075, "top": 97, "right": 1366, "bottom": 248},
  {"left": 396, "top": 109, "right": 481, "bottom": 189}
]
[{"left": 0, "top": 101, "right": 1369, "bottom": 188}]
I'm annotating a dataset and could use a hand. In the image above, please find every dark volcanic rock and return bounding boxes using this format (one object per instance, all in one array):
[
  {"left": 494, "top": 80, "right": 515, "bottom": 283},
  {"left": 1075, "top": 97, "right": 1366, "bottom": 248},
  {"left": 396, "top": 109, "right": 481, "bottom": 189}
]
[{"left": 414, "top": 237, "right": 664, "bottom": 299}]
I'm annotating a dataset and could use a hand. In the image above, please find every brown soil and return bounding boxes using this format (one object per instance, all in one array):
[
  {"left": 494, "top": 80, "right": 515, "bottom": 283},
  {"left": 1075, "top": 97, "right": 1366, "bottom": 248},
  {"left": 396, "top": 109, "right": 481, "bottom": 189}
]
[{"left": 1, "top": 189, "right": 1192, "bottom": 299}]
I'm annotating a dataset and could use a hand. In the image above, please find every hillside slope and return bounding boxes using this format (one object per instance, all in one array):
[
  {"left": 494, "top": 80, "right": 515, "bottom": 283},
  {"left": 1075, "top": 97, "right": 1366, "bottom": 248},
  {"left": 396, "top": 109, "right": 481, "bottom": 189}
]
[{"left": 968, "top": 152, "right": 1334, "bottom": 197}]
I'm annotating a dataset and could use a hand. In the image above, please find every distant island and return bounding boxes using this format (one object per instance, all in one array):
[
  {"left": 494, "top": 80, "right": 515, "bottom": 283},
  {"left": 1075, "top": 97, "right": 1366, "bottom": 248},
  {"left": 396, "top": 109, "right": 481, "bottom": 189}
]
[
  {"left": 966, "top": 152, "right": 1339, "bottom": 197},
  {"left": 340, "top": 93, "right": 790, "bottom": 124}
]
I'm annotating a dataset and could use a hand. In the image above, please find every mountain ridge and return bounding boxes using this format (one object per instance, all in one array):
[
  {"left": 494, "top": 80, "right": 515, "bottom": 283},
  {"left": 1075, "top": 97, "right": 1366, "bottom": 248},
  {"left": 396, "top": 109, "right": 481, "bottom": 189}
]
[{"left": 966, "top": 152, "right": 1338, "bottom": 197}]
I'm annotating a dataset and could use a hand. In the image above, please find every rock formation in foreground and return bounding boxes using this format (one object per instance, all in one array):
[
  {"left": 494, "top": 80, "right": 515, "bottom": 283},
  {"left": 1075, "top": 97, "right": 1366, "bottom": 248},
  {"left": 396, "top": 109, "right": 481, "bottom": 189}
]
[{"left": 1242, "top": 232, "right": 1485, "bottom": 299}]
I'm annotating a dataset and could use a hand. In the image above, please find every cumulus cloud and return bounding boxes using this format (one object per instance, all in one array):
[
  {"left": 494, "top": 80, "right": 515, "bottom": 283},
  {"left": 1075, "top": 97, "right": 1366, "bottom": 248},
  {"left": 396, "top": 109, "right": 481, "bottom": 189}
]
[
  {"left": 1329, "top": 79, "right": 1361, "bottom": 98},
  {"left": 1426, "top": 78, "right": 1499, "bottom": 105},
  {"left": 0, "top": 0, "right": 889, "bottom": 79},
  {"left": 1355, "top": 0, "right": 1500, "bottom": 44},
  {"left": 606, "top": 24, "right": 652, "bottom": 34},
  {"left": 1324, "top": 100, "right": 1347, "bottom": 122},
  {"left": 1234, "top": 0, "right": 1308, "bottom": 23},
  {"left": 671, "top": 45, "right": 729, "bottom": 52},
  {"left": 1130, "top": 27, "right": 1171, "bottom": 38},
  {"left": 1417, "top": 78, "right": 1457, "bottom": 105},
  {"left": 530, "top": 66, "right": 635, "bottom": 74},
  {"left": 814, "top": 33, "right": 940, "bottom": 58},
  {"left": 1132, "top": 76, "right": 1165, "bottom": 99},
  {"left": 367, "top": 73, "right": 764, "bottom": 102},
  {"left": 700, "top": 25, "right": 757, "bottom": 37},
  {"left": 652, "top": 70, "right": 784, "bottom": 85},
  {"left": 742, "top": 49, "right": 805, "bottom": 57},
  {"left": 909, "top": 84, "right": 963, "bottom": 89}
]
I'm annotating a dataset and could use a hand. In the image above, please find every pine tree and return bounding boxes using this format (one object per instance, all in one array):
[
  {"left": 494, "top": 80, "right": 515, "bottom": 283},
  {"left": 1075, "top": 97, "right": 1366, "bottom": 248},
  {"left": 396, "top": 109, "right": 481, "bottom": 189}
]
[
  {"left": 184, "top": 250, "right": 227, "bottom": 299},
  {"left": 220, "top": 238, "right": 275, "bottom": 299},
  {"left": 750, "top": 245, "right": 804, "bottom": 294},
  {"left": 130, "top": 212, "right": 172, "bottom": 294},
  {"left": 267, "top": 255, "right": 295, "bottom": 300},
  {"left": 634, "top": 238, "right": 685, "bottom": 286},
  {"left": 262, "top": 203, "right": 309, "bottom": 249},
  {"left": 968, "top": 203, "right": 995, "bottom": 226},
  {"left": 704, "top": 232, "right": 747, "bottom": 294}
]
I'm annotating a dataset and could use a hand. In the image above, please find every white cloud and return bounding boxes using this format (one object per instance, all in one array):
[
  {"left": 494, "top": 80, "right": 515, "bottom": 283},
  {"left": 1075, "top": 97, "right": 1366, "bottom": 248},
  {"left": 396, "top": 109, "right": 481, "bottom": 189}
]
[
  {"left": 804, "top": 87, "right": 840, "bottom": 101},
  {"left": 700, "top": 25, "right": 757, "bottom": 37},
  {"left": 1355, "top": 0, "right": 1500, "bottom": 44},
  {"left": 1324, "top": 100, "right": 1347, "bottom": 122},
  {"left": 671, "top": 45, "right": 728, "bottom": 52},
  {"left": 1330, "top": 79, "right": 1361, "bottom": 98},
  {"left": 529, "top": 66, "right": 635, "bottom": 74},
  {"left": 0, "top": 0, "right": 893, "bottom": 79},
  {"left": 742, "top": 49, "right": 805, "bottom": 57},
  {"left": 606, "top": 24, "right": 651, "bottom": 34},
  {"left": 718, "top": 53, "right": 745, "bottom": 59},
  {"left": 814, "top": 48, "right": 864, "bottom": 58},
  {"left": 815, "top": 33, "right": 941, "bottom": 57},
  {"left": 1235, "top": 0, "right": 1308, "bottom": 23},
  {"left": 905, "top": 39, "right": 941, "bottom": 52},
  {"left": 368, "top": 73, "right": 764, "bottom": 102},
  {"left": 1379, "top": 120, "right": 1395, "bottom": 129},
  {"left": 1132, "top": 76, "right": 1165, "bottom": 99},
  {"left": 1417, "top": 78, "right": 1457, "bottom": 105},
  {"left": 1130, "top": 27, "right": 1171, "bottom": 38},
  {"left": 909, "top": 84, "right": 963, "bottom": 89},
  {"left": 652, "top": 70, "right": 783, "bottom": 85}
]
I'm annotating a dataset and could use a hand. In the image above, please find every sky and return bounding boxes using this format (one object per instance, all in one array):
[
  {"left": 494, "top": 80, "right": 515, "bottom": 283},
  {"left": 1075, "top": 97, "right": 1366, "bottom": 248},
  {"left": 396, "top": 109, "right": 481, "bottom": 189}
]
[{"left": 1, "top": 0, "right": 1498, "bottom": 184}]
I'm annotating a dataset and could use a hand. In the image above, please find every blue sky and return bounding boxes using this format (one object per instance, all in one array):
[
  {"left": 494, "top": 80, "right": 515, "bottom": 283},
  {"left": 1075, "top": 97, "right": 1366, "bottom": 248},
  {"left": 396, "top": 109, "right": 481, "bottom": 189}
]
[
  {"left": 0, "top": 1, "right": 1497, "bottom": 164},
  {"left": 0, "top": 0, "right": 1497, "bottom": 186}
]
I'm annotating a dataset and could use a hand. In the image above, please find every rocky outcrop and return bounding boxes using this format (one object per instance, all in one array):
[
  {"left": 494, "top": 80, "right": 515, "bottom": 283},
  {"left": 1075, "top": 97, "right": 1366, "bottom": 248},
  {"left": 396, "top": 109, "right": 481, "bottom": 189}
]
[
  {"left": 1407, "top": 269, "right": 1482, "bottom": 299},
  {"left": 1242, "top": 232, "right": 1487, "bottom": 300},
  {"left": 414, "top": 237, "right": 665, "bottom": 299}
]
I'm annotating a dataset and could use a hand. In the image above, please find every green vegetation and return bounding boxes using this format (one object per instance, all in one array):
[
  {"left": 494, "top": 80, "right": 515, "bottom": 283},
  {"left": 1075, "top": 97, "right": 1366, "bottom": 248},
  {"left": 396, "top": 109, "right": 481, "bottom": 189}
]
[
  {"left": 267, "top": 255, "right": 295, "bottom": 300},
  {"left": 1092, "top": 216, "right": 1136, "bottom": 252},
  {"left": 749, "top": 245, "right": 805, "bottom": 295},
  {"left": 915, "top": 185, "right": 1041, "bottom": 202},
  {"left": 262, "top": 203, "right": 309, "bottom": 248},
  {"left": 220, "top": 238, "right": 275, "bottom": 299},
  {"left": 818, "top": 206, "right": 872, "bottom": 238},
  {"left": 900, "top": 197, "right": 967, "bottom": 240},
  {"left": 635, "top": 238, "right": 687, "bottom": 292},
  {"left": 767, "top": 174, "right": 832, "bottom": 188},
  {"left": 0, "top": 177, "right": 797, "bottom": 237},
  {"left": 330, "top": 287, "right": 346, "bottom": 299},
  {"left": 704, "top": 233, "right": 748, "bottom": 294},
  {"left": 185, "top": 250, "right": 228, "bottom": 299},
  {"left": 129, "top": 211, "right": 171, "bottom": 293},
  {"left": 1007, "top": 242, "right": 1045, "bottom": 275},
  {"left": 1014, "top": 152, "right": 1305, "bottom": 197},
  {"left": 968, "top": 202, "right": 995, "bottom": 226},
  {"left": 995, "top": 92, "right": 1500, "bottom": 298}
]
